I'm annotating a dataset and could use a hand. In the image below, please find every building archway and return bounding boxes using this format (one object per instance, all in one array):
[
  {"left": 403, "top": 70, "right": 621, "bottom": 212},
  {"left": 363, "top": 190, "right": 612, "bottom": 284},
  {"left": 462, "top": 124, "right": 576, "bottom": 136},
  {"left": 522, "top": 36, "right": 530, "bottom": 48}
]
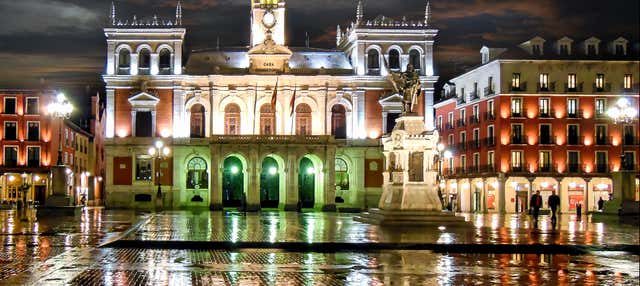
[
  {"left": 260, "top": 156, "right": 280, "bottom": 208},
  {"left": 190, "top": 104, "right": 206, "bottom": 138},
  {"left": 331, "top": 104, "right": 347, "bottom": 139},
  {"left": 222, "top": 156, "right": 244, "bottom": 207},
  {"left": 298, "top": 154, "right": 324, "bottom": 209}
]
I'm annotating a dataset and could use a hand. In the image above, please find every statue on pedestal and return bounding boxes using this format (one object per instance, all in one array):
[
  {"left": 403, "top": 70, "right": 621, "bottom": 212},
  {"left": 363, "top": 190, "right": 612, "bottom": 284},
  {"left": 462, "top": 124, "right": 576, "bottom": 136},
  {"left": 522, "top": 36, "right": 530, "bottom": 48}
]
[{"left": 387, "top": 64, "right": 421, "bottom": 115}]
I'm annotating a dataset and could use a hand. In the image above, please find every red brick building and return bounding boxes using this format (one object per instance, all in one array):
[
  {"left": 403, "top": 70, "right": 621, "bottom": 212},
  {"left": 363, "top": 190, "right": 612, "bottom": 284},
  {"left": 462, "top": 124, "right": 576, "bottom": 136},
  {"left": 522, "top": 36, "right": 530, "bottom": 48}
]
[{"left": 434, "top": 36, "right": 640, "bottom": 214}]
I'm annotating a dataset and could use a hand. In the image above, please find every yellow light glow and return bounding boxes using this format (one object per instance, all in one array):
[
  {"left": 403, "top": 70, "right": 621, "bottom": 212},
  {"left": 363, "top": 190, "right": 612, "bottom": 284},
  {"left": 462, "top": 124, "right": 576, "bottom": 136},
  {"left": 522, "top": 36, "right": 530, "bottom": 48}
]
[
  {"left": 584, "top": 137, "right": 592, "bottom": 146},
  {"left": 368, "top": 130, "right": 379, "bottom": 139},
  {"left": 160, "top": 129, "right": 171, "bottom": 138},
  {"left": 117, "top": 129, "right": 127, "bottom": 138}
]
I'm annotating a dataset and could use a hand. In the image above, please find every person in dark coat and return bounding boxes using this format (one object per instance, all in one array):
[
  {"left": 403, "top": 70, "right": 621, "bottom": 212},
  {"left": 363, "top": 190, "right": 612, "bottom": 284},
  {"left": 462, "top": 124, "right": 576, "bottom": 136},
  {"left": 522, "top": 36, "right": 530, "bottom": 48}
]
[
  {"left": 548, "top": 190, "right": 560, "bottom": 221},
  {"left": 598, "top": 197, "right": 604, "bottom": 211},
  {"left": 530, "top": 190, "right": 543, "bottom": 225}
]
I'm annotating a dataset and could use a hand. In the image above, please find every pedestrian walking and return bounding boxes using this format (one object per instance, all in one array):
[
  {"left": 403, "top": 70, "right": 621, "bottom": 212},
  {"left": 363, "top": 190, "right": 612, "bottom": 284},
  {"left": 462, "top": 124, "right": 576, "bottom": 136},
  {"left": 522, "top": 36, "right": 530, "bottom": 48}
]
[
  {"left": 548, "top": 191, "right": 560, "bottom": 221},
  {"left": 530, "top": 190, "right": 543, "bottom": 226},
  {"left": 576, "top": 202, "right": 582, "bottom": 217},
  {"left": 598, "top": 197, "right": 604, "bottom": 211}
]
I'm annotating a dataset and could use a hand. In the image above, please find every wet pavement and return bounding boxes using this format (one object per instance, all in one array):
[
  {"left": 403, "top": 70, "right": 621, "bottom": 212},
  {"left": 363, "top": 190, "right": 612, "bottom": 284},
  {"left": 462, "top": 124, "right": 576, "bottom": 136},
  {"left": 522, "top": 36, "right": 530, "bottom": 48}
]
[{"left": 0, "top": 209, "right": 638, "bottom": 285}]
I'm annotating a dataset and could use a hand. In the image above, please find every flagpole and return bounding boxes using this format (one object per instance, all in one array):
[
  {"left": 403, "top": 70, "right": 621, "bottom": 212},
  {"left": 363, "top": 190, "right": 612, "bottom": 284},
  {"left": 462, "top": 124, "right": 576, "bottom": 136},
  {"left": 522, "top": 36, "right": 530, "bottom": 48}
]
[{"left": 253, "top": 83, "right": 258, "bottom": 134}]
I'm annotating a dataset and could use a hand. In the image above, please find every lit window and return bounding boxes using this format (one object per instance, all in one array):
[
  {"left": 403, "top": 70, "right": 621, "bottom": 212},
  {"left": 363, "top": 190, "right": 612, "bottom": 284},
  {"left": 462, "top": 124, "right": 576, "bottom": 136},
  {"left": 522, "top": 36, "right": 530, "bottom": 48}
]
[
  {"left": 511, "top": 73, "right": 521, "bottom": 89},
  {"left": 595, "top": 74, "right": 605, "bottom": 89},
  {"left": 567, "top": 74, "right": 576, "bottom": 89},
  {"left": 511, "top": 98, "right": 522, "bottom": 116},
  {"left": 511, "top": 151, "right": 522, "bottom": 169},
  {"left": 539, "top": 98, "right": 550, "bottom": 117},
  {"left": 567, "top": 98, "right": 578, "bottom": 117},
  {"left": 539, "top": 73, "right": 549, "bottom": 89},
  {"left": 623, "top": 74, "right": 632, "bottom": 90},
  {"left": 595, "top": 98, "right": 606, "bottom": 116},
  {"left": 135, "top": 155, "right": 153, "bottom": 181},
  {"left": 539, "top": 151, "right": 552, "bottom": 170},
  {"left": 26, "top": 98, "right": 39, "bottom": 114}
]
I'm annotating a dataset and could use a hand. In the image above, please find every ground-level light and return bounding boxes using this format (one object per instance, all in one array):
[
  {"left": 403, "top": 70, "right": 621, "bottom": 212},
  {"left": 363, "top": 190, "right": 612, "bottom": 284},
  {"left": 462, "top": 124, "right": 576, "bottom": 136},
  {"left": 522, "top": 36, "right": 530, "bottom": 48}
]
[
  {"left": 268, "top": 167, "right": 277, "bottom": 175},
  {"left": 307, "top": 167, "right": 315, "bottom": 174},
  {"left": 231, "top": 166, "right": 239, "bottom": 174}
]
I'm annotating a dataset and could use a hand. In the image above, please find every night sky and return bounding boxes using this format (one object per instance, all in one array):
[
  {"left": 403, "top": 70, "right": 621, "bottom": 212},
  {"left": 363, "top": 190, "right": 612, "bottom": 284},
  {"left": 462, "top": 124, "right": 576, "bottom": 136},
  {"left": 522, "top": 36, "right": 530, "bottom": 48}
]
[{"left": 0, "top": 0, "right": 638, "bottom": 93}]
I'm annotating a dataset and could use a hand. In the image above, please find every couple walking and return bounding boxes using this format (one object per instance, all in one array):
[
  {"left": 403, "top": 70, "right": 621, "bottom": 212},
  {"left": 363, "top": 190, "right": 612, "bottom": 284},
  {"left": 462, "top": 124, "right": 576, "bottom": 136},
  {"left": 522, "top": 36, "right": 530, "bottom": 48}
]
[{"left": 530, "top": 190, "right": 560, "bottom": 227}]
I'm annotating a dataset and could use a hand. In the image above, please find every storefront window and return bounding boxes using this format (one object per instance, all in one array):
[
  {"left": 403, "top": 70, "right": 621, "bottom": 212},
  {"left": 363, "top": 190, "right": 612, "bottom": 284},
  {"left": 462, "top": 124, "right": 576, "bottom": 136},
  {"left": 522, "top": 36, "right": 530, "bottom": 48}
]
[
  {"left": 335, "top": 158, "right": 349, "bottom": 191},
  {"left": 136, "top": 156, "right": 152, "bottom": 181},
  {"left": 187, "top": 157, "right": 208, "bottom": 189}
]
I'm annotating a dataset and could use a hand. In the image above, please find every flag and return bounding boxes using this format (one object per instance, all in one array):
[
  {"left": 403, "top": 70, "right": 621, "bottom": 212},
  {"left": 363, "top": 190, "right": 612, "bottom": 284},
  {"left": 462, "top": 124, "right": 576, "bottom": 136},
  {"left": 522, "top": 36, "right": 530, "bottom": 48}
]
[
  {"left": 253, "top": 83, "right": 258, "bottom": 134},
  {"left": 270, "top": 78, "right": 278, "bottom": 110},
  {"left": 289, "top": 84, "right": 297, "bottom": 117}
]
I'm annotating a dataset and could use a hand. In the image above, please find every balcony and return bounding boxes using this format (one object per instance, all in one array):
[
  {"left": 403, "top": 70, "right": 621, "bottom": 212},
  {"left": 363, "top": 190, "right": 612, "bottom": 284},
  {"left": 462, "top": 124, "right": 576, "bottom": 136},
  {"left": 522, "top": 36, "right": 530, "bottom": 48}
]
[
  {"left": 456, "top": 142, "right": 467, "bottom": 151},
  {"left": 567, "top": 136, "right": 583, "bottom": 146},
  {"left": 537, "top": 82, "right": 556, "bottom": 92},
  {"left": 511, "top": 135, "right": 527, "bottom": 145},
  {"left": 564, "top": 82, "right": 584, "bottom": 93},
  {"left": 595, "top": 136, "right": 610, "bottom": 146},
  {"left": 566, "top": 163, "right": 582, "bottom": 174},
  {"left": 509, "top": 82, "right": 527, "bottom": 92},
  {"left": 455, "top": 167, "right": 467, "bottom": 174},
  {"left": 444, "top": 168, "right": 454, "bottom": 176},
  {"left": 539, "top": 108, "right": 554, "bottom": 118},
  {"left": 484, "top": 112, "right": 496, "bottom": 121},
  {"left": 467, "top": 140, "right": 481, "bottom": 150},
  {"left": 623, "top": 136, "right": 638, "bottom": 146},
  {"left": 456, "top": 119, "right": 466, "bottom": 128},
  {"left": 511, "top": 108, "right": 527, "bottom": 118},
  {"left": 538, "top": 163, "right": 555, "bottom": 173},
  {"left": 469, "top": 91, "right": 480, "bottom": 101},
  {"left": 594, "top": 164, "right": 609, "bottom": 174},
  {"left": 457, "top": 96, "right": 466, "bottom": 104},
  {"left": 621, "top": 83, "right": 640, "bottom": 94},
  {"left": 138, "top": 67, "right": 150, "bottom": 75},
  {"left": 593, "top": 83, "right": 612, "bottom": 93},
  {"left": 478, "top": 164, "right": 496, "bottom": 173},
  {"left": 566, "top": 109, "right": 583, "bottom": 119},
  {"left": 539, "top": 135, "right": 555, "bottom": 145},
  {"left": 510, "top": 166, "right": 525, "bottom": 173},
  {"left": 159, "top": 67, "right": 172, "bottom": 75},
  {"left": 469, "top": 115, "right": 480, "bottom": 125},
  {"left": 483, "top": 137, "right": 496, "bottom": 147},
  {"left": 117, "top": 66, "right": 131, "bottom": 75},
  {"left": 484, "top": 86, "right": 495, "bottom": 97}
]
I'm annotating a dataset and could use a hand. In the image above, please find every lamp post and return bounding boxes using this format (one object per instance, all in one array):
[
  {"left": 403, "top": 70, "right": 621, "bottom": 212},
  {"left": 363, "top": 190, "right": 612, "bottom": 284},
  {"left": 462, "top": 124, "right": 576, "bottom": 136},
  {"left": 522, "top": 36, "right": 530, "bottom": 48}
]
[
  {"left": 148, "top": 140, "right": 171, "bottom": 202},
  {"left": 605, "top": 97, "right": 638, "bottom": 215},
  {"left": 47, "top": 93, "right": 73, "bottom": 166},
  {"left": 436, "top": 143, "right": 452, "bottom": 210}
]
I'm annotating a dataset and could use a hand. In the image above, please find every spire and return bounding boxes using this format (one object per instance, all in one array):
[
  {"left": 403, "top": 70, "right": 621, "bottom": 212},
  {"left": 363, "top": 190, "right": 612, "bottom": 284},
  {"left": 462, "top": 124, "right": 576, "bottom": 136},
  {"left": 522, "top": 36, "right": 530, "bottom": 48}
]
[
  {"left": 336, "top": 25, "right": 342, "bottom": 45},
  {"left": 424, "top": 1, "right": 431, "bottom": 26},
  {"left": 176, "top": 0, "right": 183, "bottom": 25},
  {"left": 110, "top": 1, "right": 116, "bottom": 25},
  {"left": 356, "top": 0, "right": 364, "bottom": 24}
]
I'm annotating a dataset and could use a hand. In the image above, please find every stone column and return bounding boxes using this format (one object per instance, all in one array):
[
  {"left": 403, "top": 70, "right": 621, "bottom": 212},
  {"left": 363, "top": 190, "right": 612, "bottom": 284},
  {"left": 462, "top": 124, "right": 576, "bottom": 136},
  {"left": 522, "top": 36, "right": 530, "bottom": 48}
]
[
  {"left": 555, "top": 177, "right": 564, "bottom": 214},
  {"left": 173, "top": 44, "right": 182, "bottom": 75},
  {"left": 482, "top": 178, "right": 488, "bottom": 213},
  {"left": 246, "top": 148, "right": 260, "bottom": 211},
  {"left": 106, "top": 89, "right": 115, "bottom": 138},
  {"left": 209, "top": 147, "right": 222, "bottom": 210},
  {"left": 322, "top": 146, "right": 337, "bottom": 212},
  {"left": 130, "top": 54, "right": 139, "bottom": 75},
  {"left": 150, "top": 53, "right": 159, "bottom": 75},
  {"left": 498, "top": 174, "right": 506, "bottom": 214},
  {"left": 284, "top": 152, "right": 298, "bottom": 211},
  {"left": 131, "top": 111, "right": 137, "bottom": 137}
]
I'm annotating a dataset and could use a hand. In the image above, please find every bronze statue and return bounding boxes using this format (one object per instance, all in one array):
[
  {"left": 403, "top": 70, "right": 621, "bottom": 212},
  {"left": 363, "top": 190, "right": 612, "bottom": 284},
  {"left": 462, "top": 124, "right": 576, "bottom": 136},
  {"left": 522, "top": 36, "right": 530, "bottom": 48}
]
[{"left": 387, "top": 64, "right": 422, "bottom": 114}]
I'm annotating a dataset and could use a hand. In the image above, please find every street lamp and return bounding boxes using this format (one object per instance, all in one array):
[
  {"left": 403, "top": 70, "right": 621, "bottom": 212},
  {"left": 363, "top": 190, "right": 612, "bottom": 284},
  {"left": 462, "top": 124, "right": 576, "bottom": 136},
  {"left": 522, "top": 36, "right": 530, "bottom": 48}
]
[
  {"left": 47, "top": 93, "right": 73, "bottom": 165},
  {"left": 436, "top": 142, "right": 452, "bottom": 210},
  {"left": 148, "top": 140, "right": 171, "bottom": 197},
  {"left": 607, "top": 97, "right": 638, "bottom": 168}
]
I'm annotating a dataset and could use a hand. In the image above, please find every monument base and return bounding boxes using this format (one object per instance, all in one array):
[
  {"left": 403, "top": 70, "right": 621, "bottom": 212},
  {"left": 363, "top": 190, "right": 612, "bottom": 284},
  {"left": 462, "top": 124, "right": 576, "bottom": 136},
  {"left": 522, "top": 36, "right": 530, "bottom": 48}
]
[
  {"left": 354, "top": 208, "right": 469, "bottom": 226},
  {"left": 37, "top": 205, "right": 82, "bottom": 217}
]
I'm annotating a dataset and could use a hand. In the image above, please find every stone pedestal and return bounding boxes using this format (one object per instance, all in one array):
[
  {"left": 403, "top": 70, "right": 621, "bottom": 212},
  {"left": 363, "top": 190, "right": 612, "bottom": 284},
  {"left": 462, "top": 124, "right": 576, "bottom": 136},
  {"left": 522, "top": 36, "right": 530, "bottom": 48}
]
[
  {"left": 600, "top": 171, "right": 639, "bottom": 216},
  {"left": 39, "top": 165, "right": 80, "bottom": 217},
  {"left": 354, "top": 116, "right": 468, "bottom": 226}
]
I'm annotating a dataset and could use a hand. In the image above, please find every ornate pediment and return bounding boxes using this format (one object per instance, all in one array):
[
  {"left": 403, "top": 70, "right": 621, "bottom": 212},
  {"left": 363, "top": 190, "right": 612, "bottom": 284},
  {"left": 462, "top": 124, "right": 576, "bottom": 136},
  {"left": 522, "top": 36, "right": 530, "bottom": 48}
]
[
  {"left": 128, "top": 92, "right": 160, "bottom": 108},
  {"left": 248, "top": 33, "right": 292, "bottom": 74}
]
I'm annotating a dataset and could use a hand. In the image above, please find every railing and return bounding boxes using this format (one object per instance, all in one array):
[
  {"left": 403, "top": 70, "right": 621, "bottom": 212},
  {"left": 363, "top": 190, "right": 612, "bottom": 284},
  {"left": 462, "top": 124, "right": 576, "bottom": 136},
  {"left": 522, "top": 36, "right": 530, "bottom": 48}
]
[
  {"left": 537, "top": 82, "right": 556, "bottom": 92},
  {"left": 510, "top": 166, "right": 525, "bottom": 173},
  {"left": 539, "top": 109, "right": 553, "bottom": 118},
  {"left": 595, "top": 136, "right": 610, "bottom": 146},
  {"left": 621, "top": 162, "right": 637, "bottom": 171},
  {"left": 469, "top": 115, "right": 480, "bottom": 125},
  {"left": 484, "top": 86, "right": 495, "bottom": 97},
  {"left": 483, "top": 137, "right": 496, "bottom": 147},
  {"left": 478, "top": 164, "right": 496, "bottom": 173},
  {"left": 457, "top": 142, "right": 467, "bottom": 151},
  {"left": 455, "top": 167, "right": 467, "bottom": 174},
  {"left": 511, "top": 135, "right": 527, "bottom": 145},
  {"left": 456, "top": 119, "right": 466, "bottom": 128},
  {"left": 621, "top": 83, "right": 640, "bottom": 94},
  {"left": 138, "top": 67, "right": 150, "bottom": 75},
  {"left": 444, "top": 168, "right": 454, "bottom": 176},
  {"left": 469, "top": 91, "right": 480, "bottom": 101},
  {"left": 567, "top": 136, "right": 583, "bottom": 146},
  {"left": 446, "top": 123, "right": 455, "bottom": 130},
  {"left": 538, "top": 163, "right": 555, "bottom": 173},
  {"left": 539, "top": 135, "right": 555, "bottom": 145},
  {"left": 457, "top": 96, "right": 466, "bottom": 104},
  {"left": 509, "top": 82, "right": 527, "bottom": 92},
  {"left": 117, "top": 67, "right": 131, "bottom": 75},
  {"left": 593, "top": 83, "right": 612, "bottom": 93},
  {"left": 467, "top": 140, "right": 481, "bottom": 150},
  {"left": 467, "top": 165, "right": 480, "bottom": 174},
  {"left": 564, "top": 82, "right": 584, "bottom": 93},
  {"left": 484, "top": 112, "right": 495, "bottom": 121},
  {"left": 159, "top": 67, "right": 172, "bottom": 75},
  {"left": 623, "top": 136, "right": 638, "bottom": 146},
  {"left": 367, "top": 68, "right": 381, "bottom": 76},
  {"left": 594, "top": 164, "right": 609, "bottom": 173},
  {"left": 566, "top": 109, "right": 583, "bottom": 119},
  {"left": 511, "top": 108, "right": 527, "bottom": 118}
]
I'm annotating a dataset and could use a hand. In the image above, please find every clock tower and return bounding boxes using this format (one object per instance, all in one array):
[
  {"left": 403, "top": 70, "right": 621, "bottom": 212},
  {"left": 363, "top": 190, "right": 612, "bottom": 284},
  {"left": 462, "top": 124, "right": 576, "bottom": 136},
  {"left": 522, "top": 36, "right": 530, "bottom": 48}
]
[{"left": 251, "top": 0, "right": 286, "bottom": 46}]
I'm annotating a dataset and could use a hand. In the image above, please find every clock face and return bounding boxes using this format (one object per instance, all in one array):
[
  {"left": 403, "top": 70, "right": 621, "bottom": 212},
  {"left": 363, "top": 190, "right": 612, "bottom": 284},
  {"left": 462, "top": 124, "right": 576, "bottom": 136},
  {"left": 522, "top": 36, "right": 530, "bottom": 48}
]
[{"left": 262, "top": 10, "right": 276, "bottom": 28}]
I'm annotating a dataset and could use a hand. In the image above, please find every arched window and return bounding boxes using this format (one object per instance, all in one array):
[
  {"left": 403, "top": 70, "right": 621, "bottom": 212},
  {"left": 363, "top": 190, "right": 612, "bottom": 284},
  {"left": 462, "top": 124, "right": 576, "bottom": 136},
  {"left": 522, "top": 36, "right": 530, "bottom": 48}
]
[
  {"left": 138, "top": 49, "right": 151, "bottom": 75},
  {"left": 389, "top": 49, "right": 400, "bottom": 70},
  {"left": 224, "top": 103, "right": 241, "bottom": 135},
  {"left": 367, "top": 49, "right": 380, "bottom": 75},
  {"left": 190, "top": 104, "right": 205, "bottom": 138},
  {"left": 159, "top": 49, "right": 171, "bottom": 74},
  {"left": 331, "top": 104, "right": 347, "bottom": 139},
  {"left": 118, "top": 49, "right": 130, "bottom": 75},
  {"left": 260, "top": 104, "right": 276, "bottom": 135},
  {"left": 335, "top": 158, "right": 349, "bottom": 191},
  {"left": 295, "top": 104, "right": 312, "bottom": 135},
  {"left": 187, "top": 157, "right": 208, "bottom": 189},
  {"left": 409, "top": 50, "right": 421, "bottom": 70}
]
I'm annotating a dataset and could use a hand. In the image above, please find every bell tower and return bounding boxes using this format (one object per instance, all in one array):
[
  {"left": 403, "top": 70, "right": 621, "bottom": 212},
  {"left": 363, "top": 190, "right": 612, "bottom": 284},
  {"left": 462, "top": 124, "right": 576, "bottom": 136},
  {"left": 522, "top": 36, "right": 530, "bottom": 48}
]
[{"left": 250, "top": 0, "right": 286, "bottom": 46}]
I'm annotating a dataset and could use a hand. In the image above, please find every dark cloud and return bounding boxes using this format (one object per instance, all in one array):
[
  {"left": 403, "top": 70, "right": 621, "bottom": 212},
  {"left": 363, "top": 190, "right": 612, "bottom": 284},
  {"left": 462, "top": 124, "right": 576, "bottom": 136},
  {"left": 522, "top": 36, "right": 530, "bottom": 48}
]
[{"left": 0, "top": 0, "right": 637, "bottom": 89}]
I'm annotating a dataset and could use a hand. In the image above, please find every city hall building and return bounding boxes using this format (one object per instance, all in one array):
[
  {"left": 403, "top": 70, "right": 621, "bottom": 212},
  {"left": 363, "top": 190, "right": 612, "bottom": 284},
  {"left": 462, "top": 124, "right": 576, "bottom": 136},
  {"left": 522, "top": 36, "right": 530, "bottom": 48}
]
[{"left": 102, "top": 0, "right": 438, "bottom": 210}]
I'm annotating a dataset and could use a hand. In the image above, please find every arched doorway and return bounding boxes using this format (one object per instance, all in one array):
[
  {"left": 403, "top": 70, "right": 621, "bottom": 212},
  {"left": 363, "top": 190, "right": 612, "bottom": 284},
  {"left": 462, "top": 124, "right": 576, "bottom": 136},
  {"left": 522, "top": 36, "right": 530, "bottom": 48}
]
[
  {"left": 224, "top": 103, "right": 241, "bottom": 135},
  {"left": 186, "top": 157, "right": 208, "bottom": 203},
  {"left": 190, "top": 104, "right": 205, "bottom": 138},
  {"left": 331, "top": 104, "right": 347, "bottom": 139},
  {"left": 222, "top": 156, "right": 244, "bottom": 207},
  {"left": 298, "top": 157, "right": 316, "bottom": 208},
  {"left": 295, "top": 104, "right": 312, "bottom": 135},
  {"left": 260, "top": 157, "right": 279, "bottom": 208},
  {"left": 260, "top": 104, "right": 276, "bottom": 135}
]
